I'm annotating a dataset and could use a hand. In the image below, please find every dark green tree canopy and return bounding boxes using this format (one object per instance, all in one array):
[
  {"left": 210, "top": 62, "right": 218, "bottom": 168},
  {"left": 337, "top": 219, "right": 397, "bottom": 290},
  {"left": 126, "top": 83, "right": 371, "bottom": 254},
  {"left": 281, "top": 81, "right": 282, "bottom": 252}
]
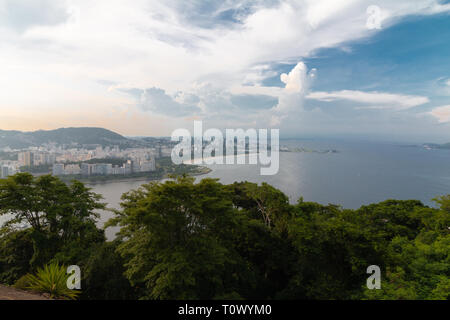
[
  {"left": 110, "top": 177, "right": 449, "bottom": 300},
  {"left": 0, "top": 173, "right": 105, "bottom": 268}
]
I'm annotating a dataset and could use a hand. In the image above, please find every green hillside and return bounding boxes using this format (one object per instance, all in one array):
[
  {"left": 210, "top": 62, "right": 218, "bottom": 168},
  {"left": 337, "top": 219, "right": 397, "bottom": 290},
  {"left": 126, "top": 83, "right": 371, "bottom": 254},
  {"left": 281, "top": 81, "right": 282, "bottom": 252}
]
[{"left": 0, "top": 127, "right": 131, "bottom": 148}]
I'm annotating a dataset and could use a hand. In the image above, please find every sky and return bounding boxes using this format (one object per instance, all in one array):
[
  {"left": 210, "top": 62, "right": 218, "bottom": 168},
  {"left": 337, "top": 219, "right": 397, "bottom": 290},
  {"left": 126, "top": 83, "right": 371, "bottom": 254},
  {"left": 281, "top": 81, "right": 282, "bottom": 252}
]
[{"left": 0, "top": 0, "right": 449, "bottom": 142}]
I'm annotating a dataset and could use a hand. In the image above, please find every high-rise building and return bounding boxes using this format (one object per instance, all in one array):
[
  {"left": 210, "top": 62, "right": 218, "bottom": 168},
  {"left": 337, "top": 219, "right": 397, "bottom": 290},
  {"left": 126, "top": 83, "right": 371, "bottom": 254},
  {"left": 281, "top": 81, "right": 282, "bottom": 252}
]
[
  {"left": 81, "top": 163, "right": 94, "bottom": 176},
  {"left": 131, "top": 160, "right": 141, "bottom": 173},
  {"left": 31, "top": 153, "right": 56, "bottom": 166},
  {"left": 42, "top": 153, "right": 56, "bottom": 165},
  {"left": 1, "top": 166, "right": 10, "bottom": 178},
  {"left": 18, "top": 151, "right": 33, "bottom": 167},
  {"left": 93, "top": 163, "right": 112, "bottom": 175},
  {"left": 157, "top": 145, "right": 162, "bottom": 158},
  {"left": 138, "top": 158, "right": 156, "bottom": 172},
  {"left": 124, "top": 160, "right": 132, "bottom": 174},
  {"left": 64, "top": 164, "right": 81, "bottom": 175}
]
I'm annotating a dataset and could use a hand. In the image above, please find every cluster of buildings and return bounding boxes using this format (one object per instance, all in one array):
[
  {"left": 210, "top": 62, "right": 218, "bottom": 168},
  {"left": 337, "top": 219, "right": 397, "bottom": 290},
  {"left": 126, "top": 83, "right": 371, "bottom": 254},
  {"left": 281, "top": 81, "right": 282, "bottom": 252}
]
[
  {"left": 21, "top": 145, "right": 172, "bottom": 164},
  {"left": 0, "top": 144, "right": 174, "bottom": 179},
  {"left": 0, "top": 152, "right": 19, "bottom": 177},
  {"left": 18, "top": 151, "right": 56, "bottom": 167},
  {"left": 52, "top": 158, "right": 156, "bottom": 177}
]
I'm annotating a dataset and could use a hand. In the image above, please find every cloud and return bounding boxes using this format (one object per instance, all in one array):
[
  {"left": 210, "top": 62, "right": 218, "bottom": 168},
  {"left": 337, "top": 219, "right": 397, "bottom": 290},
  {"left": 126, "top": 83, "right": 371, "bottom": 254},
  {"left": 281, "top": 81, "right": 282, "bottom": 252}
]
[
  {"left": 0, "top": 0, "right": 70, "bottom": 32},
  {"left": 233, "top": 61, "right": 317, "bottom": 127},
  {"left": 118, "top": 84, "right": 278, "bottom": 121},
  {"left": 230, "top": 85, "right": 282, "bottom": 97},
  {"left": 124, "top": 87, "right": 202, "bottom": 117},
  {"left": 230, "top": 94, "right": 278, "bottom": 110},
  {"left": 280, "top": 62, "right": 316, "bottom": 93},
  {"left": 217, "top": 62, "right": 432, "bottom": 128},
  {"left": 307, "top": 90, "right": 430, "bottom": 110},
  {"left": 429, "top": 105, "right": 450, "bottom": 123},
  {"left": 160, "top": 0, "right": 280, "bottom": 29},
  {"left": 3, "top": 0, "right": 449, "bottom": 91}
]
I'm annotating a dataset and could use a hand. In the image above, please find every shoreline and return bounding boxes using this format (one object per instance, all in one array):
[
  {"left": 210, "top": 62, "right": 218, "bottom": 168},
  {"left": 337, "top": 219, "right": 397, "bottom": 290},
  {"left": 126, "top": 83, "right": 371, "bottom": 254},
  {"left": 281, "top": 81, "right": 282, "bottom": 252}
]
[
  {"left": 18, "top": 166, "right": 213, "bottom": 185},
  {"left": 77, "top": 167, "right": 212, "bottom": 185}
]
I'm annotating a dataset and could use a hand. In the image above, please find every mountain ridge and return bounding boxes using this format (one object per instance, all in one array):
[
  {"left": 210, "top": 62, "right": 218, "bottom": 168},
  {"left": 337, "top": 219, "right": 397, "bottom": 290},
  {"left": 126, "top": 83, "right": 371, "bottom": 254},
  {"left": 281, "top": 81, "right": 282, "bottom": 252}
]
[{"left": 0, "top": 127, "right": 131, "bottom": 149}]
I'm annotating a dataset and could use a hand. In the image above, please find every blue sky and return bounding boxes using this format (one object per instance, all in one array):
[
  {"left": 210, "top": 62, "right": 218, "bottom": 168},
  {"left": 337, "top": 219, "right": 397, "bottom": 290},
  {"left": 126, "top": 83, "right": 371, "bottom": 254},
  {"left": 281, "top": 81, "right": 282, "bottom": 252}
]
[
  {"left": 303, "top": 14, "right": 450, "bottom": 94},
  {"left": 0, "top": 0, "right": 449, "bottom": 142}
]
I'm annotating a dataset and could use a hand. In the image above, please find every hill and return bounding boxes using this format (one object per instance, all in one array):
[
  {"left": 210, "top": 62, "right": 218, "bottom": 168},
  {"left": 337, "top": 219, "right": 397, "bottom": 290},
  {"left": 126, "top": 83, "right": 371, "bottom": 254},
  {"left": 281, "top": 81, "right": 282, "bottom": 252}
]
[
  {"left": 0, "top": 127, "right": 132, "bottom": 149},
  {"left": 423, "top": 142, "right": 450, "bottom": 150}
]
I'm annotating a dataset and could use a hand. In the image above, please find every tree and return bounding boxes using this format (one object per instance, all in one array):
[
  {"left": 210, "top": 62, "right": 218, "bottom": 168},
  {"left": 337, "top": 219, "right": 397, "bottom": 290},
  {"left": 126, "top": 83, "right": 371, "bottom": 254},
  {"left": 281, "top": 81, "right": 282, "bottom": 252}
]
[
  {"left": 0, "top": 173, "right": 105, "bottom": 267},
  {"left": 362, "top": 199, "right": 450, "bottom": 300},
  {"left": 2, "top": 171, "right": 447, "bottom": 300},
  {"left": 434, "top": 195, "right": 450, "bottom": 213},
  {"left": 227, "top": 182, "right": 292, "bottom": 233},
  {"left": 283, "top": 198, "right": 449, "bottom": 299},
  {"left": 0, "top": 227, "right": 34, "bottom": 284},
  {"left": 110, "top": 175, "right": 449, "bottom": 300},
  {"left": 80, "top": 241, "right": 136, "bottom": 300},
  {"left": 109, "top": 177, "right": 265, "bottom": 299}
]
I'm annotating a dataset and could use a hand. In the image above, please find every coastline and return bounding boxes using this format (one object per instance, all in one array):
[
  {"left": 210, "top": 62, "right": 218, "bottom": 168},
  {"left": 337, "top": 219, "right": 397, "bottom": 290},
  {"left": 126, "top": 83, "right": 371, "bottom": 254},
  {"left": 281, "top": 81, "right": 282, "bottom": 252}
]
[
  {"left": 74, "top": 166, "right": 212, "bottom": 185},
  {"left": 16, "top": 166, "right": 212, "bottom": 185}
]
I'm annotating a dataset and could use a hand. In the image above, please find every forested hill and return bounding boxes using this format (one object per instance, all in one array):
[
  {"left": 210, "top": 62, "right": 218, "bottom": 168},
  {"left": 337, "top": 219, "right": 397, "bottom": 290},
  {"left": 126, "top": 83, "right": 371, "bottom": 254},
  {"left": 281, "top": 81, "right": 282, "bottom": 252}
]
[
  {"left": 0, "top": 127, "right": 131, "bottom": 148},
  {"left": 423, "top": 142, "right": 450, "bottom": 150}
]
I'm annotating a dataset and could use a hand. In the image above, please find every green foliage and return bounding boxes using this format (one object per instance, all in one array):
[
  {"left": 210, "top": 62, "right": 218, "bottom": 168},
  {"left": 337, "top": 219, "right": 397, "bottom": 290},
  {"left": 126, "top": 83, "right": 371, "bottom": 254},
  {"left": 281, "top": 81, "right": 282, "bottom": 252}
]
[
  {"left": 110, "top": 176, "right": 253, "bottom": 299},
  {"left": 0, "top": 227, "right": 34, "bottom": 284},
  {"left": 227, "top": 181, "right": 292, "bottom": 233},
  {"left": 156, "top": 157, "right": 211, "bottom": 176},
  {"left": 19, "top": 164, "right": 52, "bottom": 174},
  {"left": 370, "top": 198, "right": 450, "bottom": 300},
  {"left": 110, "top": 177, "right": 449, "bottom": 300},
  {"left": 285, "top": 199, "right": 450, "bottom": 300},
  {"left": 434, "top": 195, "right": 450, "bottom": 213},
  {"left": 21, "top": 262, "right": 80, "bottom": 300},
  {"left": 0, "top": 127, "right": 130, "bottom": 149},
  {"left": 0, "top": 173, "right": 106, "bottom": 267},
  {"left": 80, "top": 241, "right": 136, "bottom": 300},
  {"left": 14, "top": 274, "right": 32, "bottom": 290}
]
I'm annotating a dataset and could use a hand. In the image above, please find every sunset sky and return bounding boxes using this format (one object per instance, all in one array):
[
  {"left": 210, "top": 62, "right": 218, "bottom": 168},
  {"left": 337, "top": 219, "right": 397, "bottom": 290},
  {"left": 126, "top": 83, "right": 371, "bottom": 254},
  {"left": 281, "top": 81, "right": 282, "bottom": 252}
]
[{"left": 1, "top": 0, "right": 449, "bottom": 142}]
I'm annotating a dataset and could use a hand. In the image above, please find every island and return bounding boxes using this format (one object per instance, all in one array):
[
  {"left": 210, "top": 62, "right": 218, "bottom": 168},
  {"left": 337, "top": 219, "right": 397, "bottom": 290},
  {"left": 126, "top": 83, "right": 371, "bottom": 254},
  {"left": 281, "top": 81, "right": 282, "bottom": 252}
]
[{"left": 422, "top": 142, "right": 450, "bottom": 150}]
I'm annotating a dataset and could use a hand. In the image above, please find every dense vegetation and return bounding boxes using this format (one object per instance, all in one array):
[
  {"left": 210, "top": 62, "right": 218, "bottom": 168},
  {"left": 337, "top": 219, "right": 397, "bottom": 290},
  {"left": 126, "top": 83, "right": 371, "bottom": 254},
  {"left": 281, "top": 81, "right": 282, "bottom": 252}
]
[
  {"left": 15, "top": 262, "right": 80, "bottom": 300},
  {"left": 20, "top": 164, "right": 53, "bottom": 174},
  {"left": 0, "top": 173, "right": 448, "bottom": 300},
  {"left": 0, "top": 128, "right": 133, "bottom": 149}
]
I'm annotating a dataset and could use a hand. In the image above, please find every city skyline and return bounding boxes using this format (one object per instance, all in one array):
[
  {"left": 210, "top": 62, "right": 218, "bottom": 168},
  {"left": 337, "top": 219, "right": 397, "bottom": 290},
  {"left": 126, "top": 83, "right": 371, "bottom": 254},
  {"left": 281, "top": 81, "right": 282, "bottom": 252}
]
[{"left": 1, "top": 1, "right": 450, "bottom": 142}]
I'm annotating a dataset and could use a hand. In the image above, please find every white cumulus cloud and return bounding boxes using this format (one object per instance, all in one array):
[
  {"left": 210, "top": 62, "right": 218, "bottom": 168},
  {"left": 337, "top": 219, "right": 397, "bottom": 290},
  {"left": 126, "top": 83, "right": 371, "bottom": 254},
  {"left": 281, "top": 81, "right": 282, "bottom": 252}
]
[
  {"left": 429, "top": 105, "right": 450, "bottom": 123},
  {"left": 280, "top": 62, "right": 316, "bottom": 94},
  {"left": 307, "top": 90, "right": 430, "bottom": 111}
]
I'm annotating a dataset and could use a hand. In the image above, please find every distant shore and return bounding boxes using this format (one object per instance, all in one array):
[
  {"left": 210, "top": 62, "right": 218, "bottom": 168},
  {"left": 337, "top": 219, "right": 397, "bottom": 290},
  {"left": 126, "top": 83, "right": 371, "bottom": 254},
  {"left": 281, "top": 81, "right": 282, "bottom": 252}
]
[{"left": 60, "top": 166, "right": 212, "bottom": 184}]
